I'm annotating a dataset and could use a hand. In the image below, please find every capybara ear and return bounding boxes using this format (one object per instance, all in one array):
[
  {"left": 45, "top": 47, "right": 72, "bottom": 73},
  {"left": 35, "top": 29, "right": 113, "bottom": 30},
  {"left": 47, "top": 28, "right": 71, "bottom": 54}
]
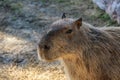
[
  {"left": 74, "top": 18, "right": 82, "bottom": 29},
  {"left": 62, "top": 13, "right": 66, "bottom": 19}
]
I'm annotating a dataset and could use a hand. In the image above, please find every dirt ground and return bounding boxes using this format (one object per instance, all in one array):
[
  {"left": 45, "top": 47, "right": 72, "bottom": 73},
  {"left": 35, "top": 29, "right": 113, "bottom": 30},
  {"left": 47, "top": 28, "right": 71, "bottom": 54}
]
[{"left": 0, "top": 0, "right": 119, "bottom": 80}]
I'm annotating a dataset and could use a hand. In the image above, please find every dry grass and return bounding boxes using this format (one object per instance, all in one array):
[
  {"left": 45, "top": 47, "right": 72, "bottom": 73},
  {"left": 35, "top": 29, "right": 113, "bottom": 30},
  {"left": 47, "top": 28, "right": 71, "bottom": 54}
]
[
  {"left": 0, "top": 64, "right": 66, "bottom": 80},
  {"left": 0, "top": 31, "right": 66, "bottom": 80}
]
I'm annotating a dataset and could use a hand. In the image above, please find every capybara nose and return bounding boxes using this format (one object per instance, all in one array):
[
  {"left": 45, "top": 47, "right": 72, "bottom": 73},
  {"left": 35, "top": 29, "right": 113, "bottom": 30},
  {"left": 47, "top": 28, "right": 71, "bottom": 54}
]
[{"left": 44, "top": 45, "right": 50, "bottom": 50}]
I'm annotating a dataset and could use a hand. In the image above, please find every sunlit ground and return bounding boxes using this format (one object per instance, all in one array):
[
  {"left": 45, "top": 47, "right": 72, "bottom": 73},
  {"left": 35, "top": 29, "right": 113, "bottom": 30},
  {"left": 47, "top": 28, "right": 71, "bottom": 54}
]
[
  {"left": 0, "top": 65, "right": 66, "bottom": 80},
  {"left": 0, "top": 32, "right": 66, "bottom": 80}
]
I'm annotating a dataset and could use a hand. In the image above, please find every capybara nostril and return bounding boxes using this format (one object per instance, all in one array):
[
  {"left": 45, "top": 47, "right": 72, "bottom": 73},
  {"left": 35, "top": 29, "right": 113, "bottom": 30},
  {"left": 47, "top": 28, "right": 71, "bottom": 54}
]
[{"left": 44, "top": 45, "right": 50, "bottom": 50}]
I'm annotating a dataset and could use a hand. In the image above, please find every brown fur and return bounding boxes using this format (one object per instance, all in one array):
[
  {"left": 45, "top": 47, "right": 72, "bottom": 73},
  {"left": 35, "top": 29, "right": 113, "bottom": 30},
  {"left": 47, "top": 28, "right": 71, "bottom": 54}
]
[{"left": 37, "top": 18, "right": 120, "bottom": 80}]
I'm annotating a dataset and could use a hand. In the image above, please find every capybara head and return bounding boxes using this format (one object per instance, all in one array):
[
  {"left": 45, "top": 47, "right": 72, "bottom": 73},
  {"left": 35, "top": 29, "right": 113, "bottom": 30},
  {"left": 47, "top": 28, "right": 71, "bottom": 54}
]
[{"left": 38, "top": 15, "right": 82, "bottom": 61}]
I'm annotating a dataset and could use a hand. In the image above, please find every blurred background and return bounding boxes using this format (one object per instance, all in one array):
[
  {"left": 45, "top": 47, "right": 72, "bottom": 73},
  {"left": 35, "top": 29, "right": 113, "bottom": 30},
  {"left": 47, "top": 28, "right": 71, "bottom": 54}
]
[{"left": 0, "top": 0, "right": 119, "bottom": 80}]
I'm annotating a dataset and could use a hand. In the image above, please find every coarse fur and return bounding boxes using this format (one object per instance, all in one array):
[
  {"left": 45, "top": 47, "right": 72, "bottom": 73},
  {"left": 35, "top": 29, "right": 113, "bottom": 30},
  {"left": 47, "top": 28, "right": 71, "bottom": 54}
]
[{"left": 37, "top": 17, "right": 120, "bottom": 80}]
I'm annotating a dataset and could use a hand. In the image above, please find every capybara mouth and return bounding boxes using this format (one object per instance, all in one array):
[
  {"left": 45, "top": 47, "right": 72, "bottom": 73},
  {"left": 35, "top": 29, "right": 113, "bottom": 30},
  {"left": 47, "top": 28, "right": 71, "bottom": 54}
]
[{"left": 37, "top": 45, "right": 45, "bottom": 61}]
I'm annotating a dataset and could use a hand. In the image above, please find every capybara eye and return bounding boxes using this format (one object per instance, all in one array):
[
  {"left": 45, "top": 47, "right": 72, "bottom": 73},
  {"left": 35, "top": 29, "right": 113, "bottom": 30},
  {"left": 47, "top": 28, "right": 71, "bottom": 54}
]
[{"left": 65, "top": 29, "right": 73, "bottom": 34}]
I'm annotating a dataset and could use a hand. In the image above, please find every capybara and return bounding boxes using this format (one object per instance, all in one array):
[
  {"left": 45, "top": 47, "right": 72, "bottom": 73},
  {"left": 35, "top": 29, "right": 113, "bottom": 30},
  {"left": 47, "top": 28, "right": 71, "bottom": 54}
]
[{"left": 37, "top": 15, "right": 120, "bottom": 80}]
